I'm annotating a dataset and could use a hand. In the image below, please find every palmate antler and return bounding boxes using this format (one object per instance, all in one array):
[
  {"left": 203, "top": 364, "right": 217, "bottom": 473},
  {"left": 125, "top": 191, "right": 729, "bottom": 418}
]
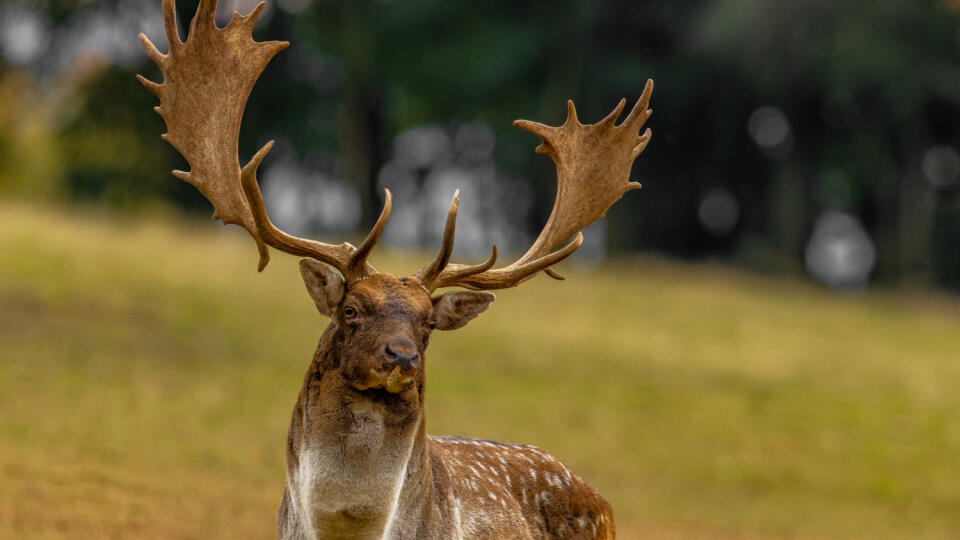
[
  {"left": 416, "top": 81, "right": 653, "bottom": 292},
  {"left": 139, "top": 0, "right": 653, "bottom": 290},
  {"left": 137, "top": 0, "right": 386, "bottom": 281}
]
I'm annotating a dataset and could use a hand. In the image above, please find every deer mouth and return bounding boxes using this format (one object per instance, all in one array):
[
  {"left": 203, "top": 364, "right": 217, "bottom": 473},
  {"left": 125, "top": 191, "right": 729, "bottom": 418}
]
[{"left": 351, "top": 366, "right": 414, "bottom": 394}]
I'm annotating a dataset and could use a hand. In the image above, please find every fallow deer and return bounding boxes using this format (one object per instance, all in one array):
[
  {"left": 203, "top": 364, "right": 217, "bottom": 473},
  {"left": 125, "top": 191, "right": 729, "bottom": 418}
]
[{"left": 138, "top": 1, "right": 653, "bottom": 538}]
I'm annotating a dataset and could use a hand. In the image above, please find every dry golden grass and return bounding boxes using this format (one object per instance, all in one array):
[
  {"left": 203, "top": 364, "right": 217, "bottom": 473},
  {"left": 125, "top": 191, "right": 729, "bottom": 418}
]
[{"left": 2, "top": 200, "right": 960, "bottom": 538}]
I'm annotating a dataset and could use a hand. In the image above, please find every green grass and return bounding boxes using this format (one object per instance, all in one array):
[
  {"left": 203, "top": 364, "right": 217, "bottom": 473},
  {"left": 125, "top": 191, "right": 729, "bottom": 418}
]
[{"left": 2, "top": 200, "right": 960, "bottom": 539}]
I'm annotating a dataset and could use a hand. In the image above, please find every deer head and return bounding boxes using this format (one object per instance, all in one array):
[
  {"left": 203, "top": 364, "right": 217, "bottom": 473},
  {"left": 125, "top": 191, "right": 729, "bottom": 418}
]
[
  {"left": 138, "top": 0, "right": 650, "bottom": 393},
  {"left": 139, "top": 1, "right": 651, "bottom": 537},
  {"left": 299, "top": 256, "right": 494, "bottom": 399}
]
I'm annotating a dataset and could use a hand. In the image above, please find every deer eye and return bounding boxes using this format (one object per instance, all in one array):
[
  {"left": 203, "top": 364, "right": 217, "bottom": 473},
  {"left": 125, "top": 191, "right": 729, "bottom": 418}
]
[
  {"left": 343, "top": 306, "right": 358, "bottom": 319},
  {"left": 428, "top": 321, "right": 436, "bottom": 330}
]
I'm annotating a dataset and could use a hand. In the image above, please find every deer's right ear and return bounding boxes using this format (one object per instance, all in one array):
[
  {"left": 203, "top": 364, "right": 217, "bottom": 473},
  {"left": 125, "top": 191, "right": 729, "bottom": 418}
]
[{"left": 299, "top": 259, "right": 345, "bottom": 318}]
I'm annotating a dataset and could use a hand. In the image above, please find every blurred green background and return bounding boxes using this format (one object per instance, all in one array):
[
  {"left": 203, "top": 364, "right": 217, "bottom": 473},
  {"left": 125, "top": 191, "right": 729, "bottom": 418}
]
[
  {"left": 4, "top": 0, "right": 960, "bottom": 288},
  {"left": 2, "top": 0, "right": 960, "bottom": 538}
]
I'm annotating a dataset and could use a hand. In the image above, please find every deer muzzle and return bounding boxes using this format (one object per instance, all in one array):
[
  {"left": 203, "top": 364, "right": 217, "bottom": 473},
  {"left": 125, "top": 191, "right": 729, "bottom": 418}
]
[
  {"left": 350, "top": 338, "right": 420, "bottom": 394},
  {"left": 384, "top": 339, "right": 419, "bottom": 371},
  {"left": 381, "top": 338, "right": 419, "bottom": 393}
]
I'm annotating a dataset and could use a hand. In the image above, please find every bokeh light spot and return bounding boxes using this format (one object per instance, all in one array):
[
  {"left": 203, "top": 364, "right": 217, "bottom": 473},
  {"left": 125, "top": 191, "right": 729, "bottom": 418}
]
[
  {"left": 922, "top": 145, "right": 960, "bottom": 189},
  {"left": 0, "top": 5, "right": 50, "bottom": 66},
  {"left": 805, "top": 210, "right": 876, "bottom": 289},
  {"left": 748, "top": 106, "right": 791, "bottom": 151},
  {"left": 697, "top": 188, "right": 740, "bottom": 236}
]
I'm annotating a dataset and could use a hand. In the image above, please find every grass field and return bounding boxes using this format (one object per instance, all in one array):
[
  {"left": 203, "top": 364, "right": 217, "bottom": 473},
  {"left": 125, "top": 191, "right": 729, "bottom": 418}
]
[{"left": 2, "top": 200, "right": 960, "bottom": 539}]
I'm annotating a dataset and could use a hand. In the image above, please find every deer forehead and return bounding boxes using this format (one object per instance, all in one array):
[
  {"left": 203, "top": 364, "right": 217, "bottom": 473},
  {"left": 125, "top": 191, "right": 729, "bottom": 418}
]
[{"left": 346, "top": 274, "right": 432, "bottom": 315}]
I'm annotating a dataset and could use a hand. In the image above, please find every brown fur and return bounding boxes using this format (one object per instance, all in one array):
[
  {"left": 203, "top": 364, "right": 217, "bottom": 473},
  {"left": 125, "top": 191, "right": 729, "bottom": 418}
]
[{"left": 277, "top": 272, "right": 615, "bottom": 539}]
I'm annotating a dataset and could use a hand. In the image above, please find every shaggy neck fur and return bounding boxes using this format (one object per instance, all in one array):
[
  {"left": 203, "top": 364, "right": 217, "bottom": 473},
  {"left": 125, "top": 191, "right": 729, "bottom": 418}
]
[{"left": 277, "top": 323, "right": 437, "bottom": 540}]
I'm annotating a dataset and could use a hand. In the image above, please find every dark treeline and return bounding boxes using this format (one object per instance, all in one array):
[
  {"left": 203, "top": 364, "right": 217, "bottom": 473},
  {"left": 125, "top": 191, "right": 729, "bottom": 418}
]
[{"left": 2, "top": 0, "right": 959, "bottom": 290}]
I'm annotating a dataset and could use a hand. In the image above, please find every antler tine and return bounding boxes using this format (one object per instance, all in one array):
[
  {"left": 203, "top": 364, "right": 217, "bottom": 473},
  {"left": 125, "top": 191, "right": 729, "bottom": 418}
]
[
  {"left": 345, "top": 190, "right": 392, "bottom": 282},
  {"left": 189, "top": 0, "right": 217, "bottom": 32},
  {"left": 414, "top": 189, "right": 502, "bottom": 292},
  {"left": 139, "top": 0, "right": 384, "bottom": 278},
  {"left": 622, "top": 79, "right": 654, "bottom": 131},
  {"left": 419, "top": 83, "right": 653, "bottom": 292},
  {"left": 430, "top": 236, "right": 575, "bottom": 291},
  {"left": 138, "top": 35, "right": 165, "bottom": 68},
  {"left": 161, "top": 0, "right": 181, "bottom": 54},
  {"left": 234, "top": 1, "right": 267, "bottom": 30},
  {"left": 597, "top": 98, "right": 627, "bottom": 130},
  {"left": 414, "top": 190, "right": 461, "bottom": 289},
  {"left": 422, "top": 243, "right": 497, "bottom": 291},
  {"left": 239, "top": 141, "right": 362, "bottom": 274},
  {"left": 432, "top": 244, "right": 499, "bottom": 289}
]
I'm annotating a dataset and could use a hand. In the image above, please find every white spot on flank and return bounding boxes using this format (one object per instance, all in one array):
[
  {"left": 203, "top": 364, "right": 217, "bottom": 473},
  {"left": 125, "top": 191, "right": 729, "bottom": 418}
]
[
  {"left": 469, "top": 465, "right": 479, "bottom": 476},
  {"left": 546, "top": 472, "right": 562, "bottom": 488},
  {"left": 477, "top": 463, "right": 487, "bottom": 472},
  {"left": 451, "top": 495, "right": 464, "bottom": 538},
  {"left": 498, "top": 456, "right": 507, "bottom": 466},
  {"left": 505, "top": 474, "right": 511, "bottom": 488},
  {"left": 522, "top": 488, "right": 528, "bottom": 505},
  {"left": 577, "top": 516, "right": 588, "bottom": 529},
  {"left": 529, "top": 469, "right": 537, "bottom": 481},
  {"left": 487, "top": 492, "right": 497, "bottom": 501}
]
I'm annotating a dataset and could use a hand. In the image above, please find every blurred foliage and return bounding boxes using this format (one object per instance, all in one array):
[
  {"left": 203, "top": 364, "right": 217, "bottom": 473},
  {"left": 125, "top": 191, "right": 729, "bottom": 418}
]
[
  {"left": 0, "top": 72, "right": 63, "bottom": 198},
  {"left": 61, "top": 64, "right": 195, "bottom": 208},
  {"left": 2, "top": 0, "right": 960, "bottom": 289}
]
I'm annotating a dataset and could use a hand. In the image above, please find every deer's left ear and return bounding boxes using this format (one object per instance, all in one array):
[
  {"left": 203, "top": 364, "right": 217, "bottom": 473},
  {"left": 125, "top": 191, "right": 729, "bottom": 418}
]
[{"left": 432, "top": 291, "right": 495, "bottom": 331}]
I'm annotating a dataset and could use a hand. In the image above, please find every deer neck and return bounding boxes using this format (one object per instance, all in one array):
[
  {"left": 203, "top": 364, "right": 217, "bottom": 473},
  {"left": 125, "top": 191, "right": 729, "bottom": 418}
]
[{"left": 283, "top": 324, "right": 435, "bottom": 540}]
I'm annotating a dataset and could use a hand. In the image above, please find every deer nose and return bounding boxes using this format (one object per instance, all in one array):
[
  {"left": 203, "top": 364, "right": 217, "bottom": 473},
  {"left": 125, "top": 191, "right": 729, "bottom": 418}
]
[{"left": 384, "top": 338, "right": 419, "bottom": 371}]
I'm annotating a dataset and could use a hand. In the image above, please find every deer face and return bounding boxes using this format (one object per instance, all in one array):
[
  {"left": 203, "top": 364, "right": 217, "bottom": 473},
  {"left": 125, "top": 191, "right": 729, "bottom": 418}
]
[{"left": 299, "top": 259, "right": 495, "bottom": 397}]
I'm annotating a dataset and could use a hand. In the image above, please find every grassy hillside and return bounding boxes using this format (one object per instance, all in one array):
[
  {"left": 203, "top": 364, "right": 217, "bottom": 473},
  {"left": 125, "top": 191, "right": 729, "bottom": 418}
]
[{"left": 2, "top": 200, "right": 960, "bottom": 539}]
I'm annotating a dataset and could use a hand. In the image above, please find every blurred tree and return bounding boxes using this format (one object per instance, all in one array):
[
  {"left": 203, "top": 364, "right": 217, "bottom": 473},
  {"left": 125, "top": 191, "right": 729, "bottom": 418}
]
[
  {"left": 3, "top": 0, "right": 960, "bottom": 289},
  {"left": 60, "top": 63, "right": 198, "bottom": 209},
  {"left": 690, "top": 0, "right": 960, "bottom": 283}
]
